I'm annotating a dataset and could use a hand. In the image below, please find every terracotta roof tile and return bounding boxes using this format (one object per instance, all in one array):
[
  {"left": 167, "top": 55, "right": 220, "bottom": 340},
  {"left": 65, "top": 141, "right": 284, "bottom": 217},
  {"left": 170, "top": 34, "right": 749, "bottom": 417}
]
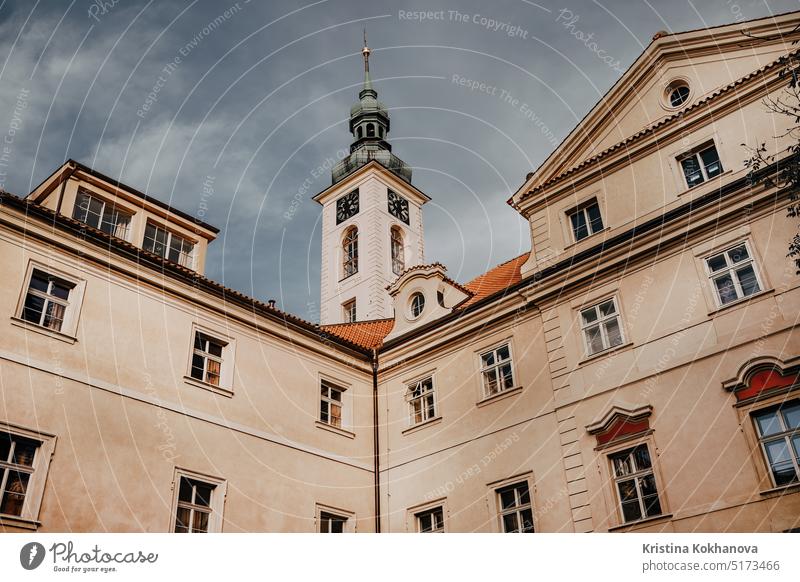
[
  {"left": 320, "top": 318, "right": 395, "bottom": 350},
  {"left": 460, "top": 252, "right": 530, "bottom": 308}
]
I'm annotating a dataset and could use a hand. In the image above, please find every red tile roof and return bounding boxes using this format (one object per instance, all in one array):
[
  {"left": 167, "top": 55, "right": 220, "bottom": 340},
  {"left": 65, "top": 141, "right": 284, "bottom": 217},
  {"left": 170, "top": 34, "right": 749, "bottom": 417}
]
[
  {"left": 460, "top": 252, "right": 530, "bottom": 308},
  {"left": 320, "top": 318, "right": 395, "bottom": 350}
]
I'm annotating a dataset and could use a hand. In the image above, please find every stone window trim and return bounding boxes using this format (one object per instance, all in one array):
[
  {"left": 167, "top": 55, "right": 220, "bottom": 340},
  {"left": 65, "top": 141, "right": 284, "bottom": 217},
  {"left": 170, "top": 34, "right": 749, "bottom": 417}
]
[
  {"left": 316, "top": 374, "right": 353, "bottom": 437},
  {"left": 486, "top": 472, "right": 536, "bottom": 534},
  {"left": 701, "top": 239, "right": 767, "bottom": 310},
  {"left": 169, "top": 467, "right": 227, "bottom": 533},
  {"left": 405, "top": 497, "right": 448, "bottom": 532},
  {"left": 315, "top": 503, "right": 355, "bottom": 533},
  {"left": 559, "top": 192, "right": 608, "bottom": 250},
  {"left": 586, "top": 404, "right": 654, "bottom": 450},
  {"left": 0, "top": 422, "right": 57, "bottom": 530},
  {"left": 183, "top": 323, "right": 237, "bottom": 396},
  {"left": 566, "top": 198, "right": 605, "bottom": 243},
  {"left": 578, "top": 295, "right": 627, "bottom": 358},
  {"left": 12, "top": 260, "right": 87, "bottom": 342}
]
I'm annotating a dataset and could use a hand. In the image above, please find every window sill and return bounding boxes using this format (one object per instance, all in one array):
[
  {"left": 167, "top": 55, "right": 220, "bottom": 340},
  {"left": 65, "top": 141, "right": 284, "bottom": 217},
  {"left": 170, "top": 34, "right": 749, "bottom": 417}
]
[
  {"left": 0, "top": 514, "right": 40, "bottom": 531},
  {"left": 182, "top": 376, "right": 233, "bottom": 398},
  {"left": 677, "top": 169, "right": 732, "bottom": 197},
  {"left": 10, "top": 317, "right": 77, "bottom": 344},
  {"left": 578, "top": 341, "right": 634, "bottom": 366},
  {"left": 315, "top": 420, "right": 355, "bottom": 439},
  {"left": 707, "top": 288, "right": 774, "bottom": 317},
  {"left": 759, "top": 482, "right": 800, "bottom": 498},
  {"left": 563, "top": 226, "right": 611, "bottom": 251},
  {"left": 402, "top": 415, "right": 443, "bottom": 435},
  {"left": 476, "top": 385, "right": 524, "bottom": 408},
  {"left": 338, "top": 273, "right": 359, "bottom": 283},
  {"left": 608, "top": 513, "right": 673, "bottom": 532}
]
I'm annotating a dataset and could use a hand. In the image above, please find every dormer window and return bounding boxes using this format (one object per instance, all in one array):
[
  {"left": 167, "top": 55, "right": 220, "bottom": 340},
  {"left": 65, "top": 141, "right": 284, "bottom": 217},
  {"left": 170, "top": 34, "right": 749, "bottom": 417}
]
[
  {"left": 143, "top": 222, "right": 195, "bottom": 268},
  {"left": 72, "top": 190, "right": 132, "bottom": 239},
  {"left": 410, "top": 292, "right": 425, "bottom": 318},
  {"left": 567, "top": 199, "right": 604, "bottom": 242},
  {"left": 679, "top": 143, "right": 722, "bottom": 189}
]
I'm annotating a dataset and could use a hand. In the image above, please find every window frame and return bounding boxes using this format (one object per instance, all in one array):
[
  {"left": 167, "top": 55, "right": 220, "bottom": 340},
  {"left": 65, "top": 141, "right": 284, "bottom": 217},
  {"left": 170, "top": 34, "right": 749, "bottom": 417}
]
[
  {"left": 703, "top": 241, "right": 764, "bottom": 308},
  {"left": 72, "top": 189, "right": 133, "bottom": 240},
  {"left": 407, "top": 376, "right": 437, "bottom": 426},
  {"left": 488, "top": 473, "right": 535, "bottom": 533},
  {"left": 750, "top": 400, "right": 800, "bottom": 489},
  {"left": 319, "top": 379, "right": 348, "bottom": 430},
  {"left": 416, "top": 505, "right": 445, "bottom": 533},
  {"left": 677, "top": 142, "right": 723, "bottom": 189},
  {"left": 342, "top": 299, "right": 357, "bottom": 323},
  {"left": 0, "top": 422, "right": 56, "bottom": 529},
  {"left": 567, "top": 199, "right": 604, "bottom": 242},
  {"left": 478, "top": 341, "right": 517, "bottom": 400},
  {"left": 315, "top": 503, "right": 355, "bottom": 533},
  {"left": 342, "top": 226, "right": 359, "bottom": 279},
  {"left": 170, "top": 468, "right": 226, "bottom": 534},
  {"left": 183, "top": 324, "right": 236, "bottom": 396},
  {"left": 142, "top": 220, "right": 196, "bottom": 269},
  {"left": 390, "top": 226, "right": 405, "bottom": 276},
  {"left": 579, "top": 296, "right": 625, "bottom": 357},
  {"left": 606, "top": 441, "right": 665, "bottom": 526}
]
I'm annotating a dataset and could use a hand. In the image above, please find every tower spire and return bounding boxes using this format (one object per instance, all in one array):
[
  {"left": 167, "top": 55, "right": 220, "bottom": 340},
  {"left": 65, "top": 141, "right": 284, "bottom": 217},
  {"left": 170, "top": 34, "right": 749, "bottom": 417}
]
[{"left": 361, "top": 29, "right": 374, "bottom": 95}]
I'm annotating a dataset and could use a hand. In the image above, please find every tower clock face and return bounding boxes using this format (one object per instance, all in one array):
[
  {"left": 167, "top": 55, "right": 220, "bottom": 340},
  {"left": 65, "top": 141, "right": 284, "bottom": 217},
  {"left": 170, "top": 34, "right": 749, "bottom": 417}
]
[
  {"left": 336, "top": 190, "right": 360, "bottom": 224},
  {"left": 387, "top": 190, "right": 409, "bottom": 224}
]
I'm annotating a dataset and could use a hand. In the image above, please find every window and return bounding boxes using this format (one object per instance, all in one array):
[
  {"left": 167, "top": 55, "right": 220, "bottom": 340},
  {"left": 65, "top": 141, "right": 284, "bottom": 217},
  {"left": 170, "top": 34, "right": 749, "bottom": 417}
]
[
  {"left": 408, "top": 377, "right": 436, "bottom": 425},
  {"left": 568, "top": 200, "right": 604, "bottom": 242},
  {"left": 20, "top": 269, "right": 75, "bottom": 333},
  {"left": 174, "top": 476, "right": 216, "bottom": 533},
  {"left": 409, "top": 292, "right": 425, "bottom": 318},
  {"left": 752, "top": 401, "right": 800, "bottom": 487},
  {"left": 390, "top": 226, "right": 405, "bottom": 275},
  {"left": 679, "top": 143, "right": 723, "bottom": 188},
  {"left": 343, "top": 299, "right": 357, "bottom": 323},
  {"left": 581, "top": 298, "right": 624, "bottom": 356},
  {"left": 479, "top": 343, "right": 515, "bottom": 398},
  {"left": 143, "top": 222, "right": 195, "bottom": 268},
  {"left": 497, "top": 481, "right": 534, "bottom": 533},
  {"left": 190, "top": 332, "right": 225, "bottom": 386},
  {"left": 342, "top": 227, "right": 358, "bottom": 278},
  {"left": 320, "top": 380, "right": 344, "bottom": 428},
  {"left": 319, "top": 511, "right": 348, "bottom": 533},
  {"left": 668, "top": 83, "right": 690, "bottom": 107},
  {"left": 0, "top": 424, "right": 56, "bottom": 526},
  {"left": 610, "top": 444, "right": 662, "bottom": 523},
  {"left": 416, "top": 506, "right": 444, "bottom": 532},
  {"left": 367, "top": 123, "right": 375, "bottom": 137},
  {"left": 705, "top": 242, "right": 762, "bottom": 306},
  {"left": 72, "top": 190, "right": 132, "bottom": 239}
]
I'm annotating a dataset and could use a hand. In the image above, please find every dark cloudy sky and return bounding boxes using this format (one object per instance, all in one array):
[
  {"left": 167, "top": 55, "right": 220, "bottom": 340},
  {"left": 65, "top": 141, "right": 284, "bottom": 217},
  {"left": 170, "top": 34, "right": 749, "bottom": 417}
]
[{"left": 1, "top": 0, "right": 796, "bottom": 320}]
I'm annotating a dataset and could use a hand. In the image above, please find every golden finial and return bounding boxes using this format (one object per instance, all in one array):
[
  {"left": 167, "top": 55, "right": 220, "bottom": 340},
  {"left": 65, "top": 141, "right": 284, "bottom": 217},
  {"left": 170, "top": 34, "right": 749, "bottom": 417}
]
[{"left": 362, "top": 28, "right": 370, "bottom": 72}]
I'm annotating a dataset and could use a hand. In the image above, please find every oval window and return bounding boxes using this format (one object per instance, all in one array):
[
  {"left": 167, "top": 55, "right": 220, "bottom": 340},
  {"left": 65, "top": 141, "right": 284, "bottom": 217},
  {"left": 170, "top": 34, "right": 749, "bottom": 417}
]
[
  {"left": 667, "top": 83, "right": 690, "bottom": 107},
  {"left": 410, "top": 292, "right": 425, "bottom": 319}
]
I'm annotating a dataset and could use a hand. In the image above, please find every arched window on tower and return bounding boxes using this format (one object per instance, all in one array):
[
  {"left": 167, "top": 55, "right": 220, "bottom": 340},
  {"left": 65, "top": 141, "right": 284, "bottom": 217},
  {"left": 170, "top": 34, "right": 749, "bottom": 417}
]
[
  {"left": 357, "top": 126, "right": 363, "bottom": 139},
  {"left": 391, "top": 226, "right": 404, "bottom": 276},
  {"left": 343, "top": 227, "right": 359, "bottom": 278},
  {"left": 379, "top": 126, "right": 384, "bottom": 138},
  {"left": 367, "top": 123, "right": 375, "bottom": 137}
]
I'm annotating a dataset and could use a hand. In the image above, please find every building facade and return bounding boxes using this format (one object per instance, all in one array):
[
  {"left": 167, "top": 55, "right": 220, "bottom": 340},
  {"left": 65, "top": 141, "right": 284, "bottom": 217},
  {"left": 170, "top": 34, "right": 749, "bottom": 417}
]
[{"left": 1, "top": 13, "right": 799, "bottom": 534}]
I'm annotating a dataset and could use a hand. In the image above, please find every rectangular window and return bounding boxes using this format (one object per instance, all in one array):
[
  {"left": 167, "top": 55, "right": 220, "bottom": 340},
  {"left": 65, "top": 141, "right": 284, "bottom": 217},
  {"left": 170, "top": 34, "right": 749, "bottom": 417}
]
[
  {"left": 0, "top": 432, "right": 40, "bottom": 518},
  {"left": 705, "top": 242, "right": 762, "bottom": 306},
  {"left": 190, "top": 332, "right": 225, "bottom": 386},
  {"left": 679, "top": 143, "right": 723, "bottom": 188},
  {"left": 408, "top": 377, "right": 436, "bottom": 425},
  {"left": 568, "top": 200, "right": 604, "bottom": 242},
  {"left": 479, "top": 344, "right": 515, "bottom": 398},
  {"left": 319, "top": 511, "right": 347, "bottom": 533},
  {"left": 610, "top": 444, "right": 662, "bottom": 523},
  {"left": 343, "top": 299, "right": 357, "bottom": 323},
  {"left": 143, "top": 222, "right": 195, "bottom": 268},
  {"left": 320, "top": 380, "right": 344, "bottom": 428},
  {"left": 497, "top": 481, "right": 534, "bottom": 533},
  {"left": 72, "top": 190, "right": 132, "bottom": 239},
  {"left": 20, "top": 269, "right": 75, "bottom": 333},
  {"left": 752, "top": 401, "right": 800, "bottom": 487},
  {"left": 581, "top": 298, "right": 624, "bottom": 356},
  {"left": 416, "top": 506, "right": 444, "bottom": 533},
  {"left": 174, "top": 476, "right": 216, "bottom": 533}
]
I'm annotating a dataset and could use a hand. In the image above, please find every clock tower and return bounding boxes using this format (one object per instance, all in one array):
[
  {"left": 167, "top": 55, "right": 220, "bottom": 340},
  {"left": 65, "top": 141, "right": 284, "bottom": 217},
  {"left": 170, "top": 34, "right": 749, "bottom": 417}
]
[{"left": 314, "top": 36, "right": 429, "bottom": 325}]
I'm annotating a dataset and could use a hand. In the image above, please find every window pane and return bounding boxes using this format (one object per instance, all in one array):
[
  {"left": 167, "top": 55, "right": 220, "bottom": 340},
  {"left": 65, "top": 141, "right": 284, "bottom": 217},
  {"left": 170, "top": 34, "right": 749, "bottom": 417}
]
[
  {"left": 585, "top": 325, "right": 604, "bottom": 355},
  {"left": 570, "top": 210, "right": 589, "bottom": 241},
  {"left": 783, "top": 404, "right": 800, "bottom": 430},
  {"left": 496, "top": 345, "right": 510, "bottom": 361},
  {"left": 207, "top": 341, "right": 223, "bottom": 358},
  {"left": 617, "top": 479, "right": 639, "bottom": 502},
  {"left": 714, "top": 274, "right": 739, "bottom": 304},
  {"left": 50, "top": 281, "right": 71, "bottom": 300},
  {"left": 735, "top": 265, "right": 760, "bottom": 297},
  {"left": 11, "top": 438, "right": 37, "bottom": 466},
  {"left": 764, "top": 439, "right": 798, "bottom": 486},
  {"left": 28, "top": 272, "right": 50, "bottom": 293},
  {"left": 192, "top": 510, "right": 209, "bottom": 533},
  {"left": 499, "top": 488, "right": 517, "bottom": 510},
  {"left": 706, "top": 254, "right": 727, "bottom": 272},
  {"left": 425, "top": 394, "right": 435, "bottom": 418},
  {"left": 613, "top": 455, "right": 633, "bottom": 477},
  {"left": 320, "top": 401, "right": 329, "bottom": 423},
  {"left": 481, "top": 352, "right": 495, "bottom": 367},
  {"left": 517, "top": 483, "right": 530, "bottom": 505},
  {"left": 43, "top": 302, "right": 66, "bottom": 331},
  {"left": 581, "top": 307, "right": 598, "bottom": 325},
  {"left": 1, "top": 471, "right": 30, "bottom": 516},
  {"left": 681, "top": 156, "right": 704, "bottom": 187},
  {"left": 727, "top": 245, "right": 749, "bottom": 264},
  {"left": 755, "top": 410, "right": 782, "bottom": 437},
  {"left": 633, "top": 446, "right": 652, "bottom": 470},
  {"left": 194, "top": 483, "right": 213, "bottom": 507},
  {"left": 604, "top": 318, "right": 623, "bottom": 348},
  {"left": 178, "top": 478, "right": 194, "bottom": 503},
  {"left": 501, "top": 364, "right": 514, "bottom": 389},
  {"left": 621, "top": 500, "right": 642, "bottom": 522},
  {"left": 418, "top": 513, "right": 432, "bottom": 532},
  {"left": 411, "top": 400, "right": 422, "bottom": 424},
  {"left": 330, "top": 403, "right": 342, "bottom": 428},
  {"left": 22, "top": 294, "right": 45, "bottom": 324},
  {"left": 205, "top": 360, "right": 221, "bottom": 386},
  {"left": 174, "top": 507, "right": 190, "bottom": 533},
  {"left": 330, "top": 389, "right": 342, "bottom": 402},
  {"left": 331, "top": 517, "right": 345, "bottom": 533},
  {"left": 586, "top": 203, "right": 604, "bottom": 233},
  {"left": 792, "top": 435, "right": 800, "bottom": 461},
  {"left": 502, "top": 512, "right": 519, "bottom": 533},
  {"left": 700, "top": 147, "right": 722, "bottom": 178},
  {"left": 642, "top": 494, "right": 662, "bottom": 518},
  {"left": 520, "top": 508, "right": 535, "bottom": 532},
  {"left": 484, "top": 369, "right": 499, "bottom": 395},
  {"left": 190, "top": 355, "right": 205, "bottom": 380},
  {"left": 0, "top": 434, "right": 10, "bottom": 462},
  {"left": 599, "top": 300, "right": 616, "bottom": 318}
]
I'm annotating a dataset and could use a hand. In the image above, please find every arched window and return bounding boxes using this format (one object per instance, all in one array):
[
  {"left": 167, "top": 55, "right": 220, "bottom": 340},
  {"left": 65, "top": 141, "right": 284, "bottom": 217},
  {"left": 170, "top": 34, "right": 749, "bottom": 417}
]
[
  {"left": 357, "top": 126, "right": 363, "bottom": 139},
  {"left": 367, "top": 123, "right": 375, "bottom": 137},
  {"left": 390, "top": 226, "right": 404, "bottom": 275},
  {"left": 378, "top": 126, "right": 384, "bottom": 138},
  {"left": 343, "top": 227, "right": 358, "bottom": 278}
]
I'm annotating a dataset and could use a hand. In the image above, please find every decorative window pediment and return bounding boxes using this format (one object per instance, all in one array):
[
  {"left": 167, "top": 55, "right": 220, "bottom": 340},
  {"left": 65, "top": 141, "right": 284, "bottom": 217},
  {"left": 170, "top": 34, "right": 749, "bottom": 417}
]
[
  {"left": 586, "top": 405, "right": 653, "bottom": 447},
  {"left": 722, "top": 357, "right": 800, "bottom": 403}
]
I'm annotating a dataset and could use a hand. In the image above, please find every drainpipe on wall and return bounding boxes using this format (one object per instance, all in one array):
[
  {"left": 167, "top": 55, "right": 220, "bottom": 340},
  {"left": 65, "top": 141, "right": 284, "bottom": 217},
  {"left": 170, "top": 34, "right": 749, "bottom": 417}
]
[
  {"left": 372, "top": 348, "right": 381, "bottom": 533},
  {"left": 55, "top": 161, "right": 77, "bottom": 216}
]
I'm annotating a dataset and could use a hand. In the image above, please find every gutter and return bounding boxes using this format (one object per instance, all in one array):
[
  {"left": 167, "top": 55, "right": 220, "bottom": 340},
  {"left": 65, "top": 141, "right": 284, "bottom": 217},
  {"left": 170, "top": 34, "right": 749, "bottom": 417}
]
[{"left": 371, "top": 348, "right": 381, "bottom": 533}]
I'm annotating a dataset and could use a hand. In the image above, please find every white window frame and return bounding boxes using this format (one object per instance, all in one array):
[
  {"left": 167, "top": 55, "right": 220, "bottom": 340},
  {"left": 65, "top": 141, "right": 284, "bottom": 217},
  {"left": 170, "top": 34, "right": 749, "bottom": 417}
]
[
  {"left": 478, "top": 342, "right": 516, "bottom": 399},
  {"left": 567, "top": 199, "right": 604, "bottom": 242},
  {"left": 678, "top": 142, "right": 723, "bottom": 189},
  {"left": 13, "top": 261, "right": 86, "bottom": 341},
  {"left": 608, "top": 443, "right": 664, "bottom": 524},
  {"left": 703, "top": 241, "right": 764, "bottom": 308},
  {"left": 416, "top": 505, "right": 445, "bottom": 533},
  {"left": 490, "top": 475, "right": 535, "bottom": 533},
  {"left": 580, "top": 297, "right": 625, "bottom": 357},
  {"left": 409, "top": 292, "right": 425, "bottom": 319},
  {"left": 320, "top": 379, "right": 345, "bottom": 429},
  {"left": 170, "top": 468, "right": 226, "bottom": 533},
  {"left": 751, "top": 400, "right": 800, "bottom": 488},
  {"left": 342, "top": 227, "right": 358, "bottom": 279},
  {"left": 407, "top": 376, "right": 437, "bottom": 426},
  {"left": 143, "top": 221, "right": 195, "bottom": 269},
  {"left": 342, "top": 299, "right": 357, "bottom": 323},
  {"left": 0, "top": 422, "right": 56, "bottom": 529},
  {"left": 183, "top": 324, "right": 236, "bottom": 395},
  {"left": 315, "top": 503, "right": 355, "bottom": 533},
  {"left": 72, "top": 189, "right": 133, "bottom": 240}
]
